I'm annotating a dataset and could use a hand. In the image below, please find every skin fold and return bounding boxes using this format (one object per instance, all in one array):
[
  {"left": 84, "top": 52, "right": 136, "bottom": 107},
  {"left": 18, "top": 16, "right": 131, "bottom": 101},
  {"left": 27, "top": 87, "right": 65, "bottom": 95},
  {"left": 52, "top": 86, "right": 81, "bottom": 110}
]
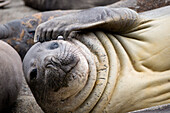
[{"left": 23, "top": 6, "right": 170, "bottom": 113}]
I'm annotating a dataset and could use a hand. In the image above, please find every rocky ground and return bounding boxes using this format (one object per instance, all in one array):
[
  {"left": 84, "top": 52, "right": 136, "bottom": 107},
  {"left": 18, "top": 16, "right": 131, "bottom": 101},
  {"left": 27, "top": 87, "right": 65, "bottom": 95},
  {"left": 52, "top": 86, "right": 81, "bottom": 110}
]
[{"left": 0, "top": 0, "right": 38, "bottom": 24}]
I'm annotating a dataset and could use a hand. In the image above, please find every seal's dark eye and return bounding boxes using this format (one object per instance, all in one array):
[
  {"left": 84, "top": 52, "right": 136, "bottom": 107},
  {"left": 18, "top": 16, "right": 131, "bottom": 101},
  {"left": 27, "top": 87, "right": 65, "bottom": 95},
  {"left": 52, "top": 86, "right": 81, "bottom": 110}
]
[
  {"left": 30, "top": 69, "right": 37, "bottom": 80},
  {"left": 28, "top": 30, "right": 35, "bottom": 37},
  {"left": 49, "top": 42, "right": 59, "bottom": 49}
]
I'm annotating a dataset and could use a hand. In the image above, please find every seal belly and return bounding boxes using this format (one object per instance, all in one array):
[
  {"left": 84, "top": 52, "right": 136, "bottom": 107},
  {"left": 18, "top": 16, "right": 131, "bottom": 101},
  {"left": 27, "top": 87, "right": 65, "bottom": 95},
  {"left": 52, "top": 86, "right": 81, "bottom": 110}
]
[
  {"left": 0, "top": 41, "right": 23, "bottom": 112},
  {"left": 75, "top": 25, "right": 170, "bottom": 112},
  {"left": 103, "top": 16, "right": 170, "bottom": 112},
  {"left": 115, "top": 15, "right": 170, "bottom": 72},
  {"left": 104, "top": 69, "right": 170, "bottom": 113}
]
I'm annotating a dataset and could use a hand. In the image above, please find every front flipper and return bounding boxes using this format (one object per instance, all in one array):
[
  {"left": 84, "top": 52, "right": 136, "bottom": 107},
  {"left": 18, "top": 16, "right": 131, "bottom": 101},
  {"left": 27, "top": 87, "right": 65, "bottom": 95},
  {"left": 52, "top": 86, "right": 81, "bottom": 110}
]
[{"left": 34, "top": 7, "right": 140, "bottom": 42}]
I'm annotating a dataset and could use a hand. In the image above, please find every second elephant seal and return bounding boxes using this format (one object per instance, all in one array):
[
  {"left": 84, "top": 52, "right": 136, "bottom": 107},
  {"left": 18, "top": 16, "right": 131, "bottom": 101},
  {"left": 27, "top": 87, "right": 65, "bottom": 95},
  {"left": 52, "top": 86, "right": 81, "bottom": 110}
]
[
  {"left": 0, "top": 41, "right": 23, "bottom": 112},
  {"left": 23, "top": 0, "right": 119, "bottom": 11}
]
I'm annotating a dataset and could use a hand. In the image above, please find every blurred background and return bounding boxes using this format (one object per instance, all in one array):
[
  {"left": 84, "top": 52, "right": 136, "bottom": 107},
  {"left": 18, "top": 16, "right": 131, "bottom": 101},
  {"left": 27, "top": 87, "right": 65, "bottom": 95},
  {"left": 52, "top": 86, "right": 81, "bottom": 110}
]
[{"left": 0, "top": 0, "right": 38, "bottom": 24}]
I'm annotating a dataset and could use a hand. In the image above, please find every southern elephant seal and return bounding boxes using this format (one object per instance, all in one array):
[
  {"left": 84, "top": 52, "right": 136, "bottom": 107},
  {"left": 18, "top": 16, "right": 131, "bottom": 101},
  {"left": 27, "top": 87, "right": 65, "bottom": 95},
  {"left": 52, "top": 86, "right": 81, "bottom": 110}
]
[
  {"left": 0, "top": 41, "right": 23, "bottom": 112},
  {"left": 23, "top": 6, "right": 170, "bottom": 113}
]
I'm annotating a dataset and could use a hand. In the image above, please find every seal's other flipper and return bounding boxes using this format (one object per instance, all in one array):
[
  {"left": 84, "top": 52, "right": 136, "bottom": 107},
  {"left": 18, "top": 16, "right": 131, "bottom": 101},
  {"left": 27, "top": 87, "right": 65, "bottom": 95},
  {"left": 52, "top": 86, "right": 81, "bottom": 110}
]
[
  {"left": 129, "top": 104, "right": 170, "bottom": 113},
  {"left": 0, "top": 0, "right": 10, "bottom": 8},
  {"left": 0, "top": 20, "right": 34, "bottom": 59},
  {"left": 0, "top": 10, "right": 76, "bottom": 59},
  {"left": 140, "top": 6, "right": 170, "bottom": 19},
  {"left": 108, "top": 0, "right": 170, "bottom": 13}
]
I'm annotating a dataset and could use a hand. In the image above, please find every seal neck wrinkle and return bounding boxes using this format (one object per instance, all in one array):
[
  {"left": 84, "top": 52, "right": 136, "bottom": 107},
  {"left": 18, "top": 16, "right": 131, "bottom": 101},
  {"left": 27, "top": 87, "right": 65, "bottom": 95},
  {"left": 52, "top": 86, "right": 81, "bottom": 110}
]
[
  {"left": 72, "top": 32, "right": 111, "bottom": 113},
  {"left": 50, "top": 39, "right": 97, "bottom": 113}
]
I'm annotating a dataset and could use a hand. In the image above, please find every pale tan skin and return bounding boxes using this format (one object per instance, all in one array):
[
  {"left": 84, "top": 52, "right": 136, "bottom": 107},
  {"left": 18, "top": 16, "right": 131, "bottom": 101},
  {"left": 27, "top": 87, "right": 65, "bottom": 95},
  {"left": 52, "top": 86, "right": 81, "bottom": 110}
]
[
  {"left": 0, "top": 41, "right": 23, "bottom": 112},
  {"left": 23, "top": 6, "right": 170, "bottom": 113}
]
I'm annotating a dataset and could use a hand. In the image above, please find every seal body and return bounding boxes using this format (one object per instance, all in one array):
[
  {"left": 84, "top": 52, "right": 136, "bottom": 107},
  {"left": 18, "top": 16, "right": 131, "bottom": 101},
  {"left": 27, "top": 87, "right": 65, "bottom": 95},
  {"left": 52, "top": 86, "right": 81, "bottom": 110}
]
[
  {"left": 0, "top": 1, "right": 169, "bottom": 113},
  {"left": 23, "top": 0, "right": 170, "bottom": 11},
  {"left": 23, "top": 0, "right": 119, "bottom": 11},
  {"left": 0, "top": 41, "right": 23, "bottom": 112},
  {"left": 23, "top": 6, "right": 170, "bottom": 113}
]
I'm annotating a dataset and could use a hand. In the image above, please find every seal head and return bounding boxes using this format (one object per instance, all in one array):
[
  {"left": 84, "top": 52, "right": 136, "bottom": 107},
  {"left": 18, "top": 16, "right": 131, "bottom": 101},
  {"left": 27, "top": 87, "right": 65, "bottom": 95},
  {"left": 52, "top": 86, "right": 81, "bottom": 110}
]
[{"left": 23, "top": 40, "right": 89, "bottom": 112}]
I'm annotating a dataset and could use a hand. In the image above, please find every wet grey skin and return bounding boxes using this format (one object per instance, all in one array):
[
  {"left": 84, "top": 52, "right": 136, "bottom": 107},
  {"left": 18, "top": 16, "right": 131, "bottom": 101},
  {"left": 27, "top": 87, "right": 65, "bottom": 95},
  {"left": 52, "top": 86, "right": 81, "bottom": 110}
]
[{"left": 0, "top": 41, "right": 23, "bottom": 112}]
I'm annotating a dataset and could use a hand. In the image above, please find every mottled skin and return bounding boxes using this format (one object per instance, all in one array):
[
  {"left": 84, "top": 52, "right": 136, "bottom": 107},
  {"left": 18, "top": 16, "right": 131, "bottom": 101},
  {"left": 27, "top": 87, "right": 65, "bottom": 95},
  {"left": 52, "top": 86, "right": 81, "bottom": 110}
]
[
  {"left": 0, "top": 0, "right": 169, "bottom": 59},
  {"left": 0, "top": 10, "right": 77, "bottom": 59},
  {"left": 23, "top": 6, "right": 170, "bottom": 113},
  {"left": 0, "top": 41, "right": 23, "bottom": 112}
]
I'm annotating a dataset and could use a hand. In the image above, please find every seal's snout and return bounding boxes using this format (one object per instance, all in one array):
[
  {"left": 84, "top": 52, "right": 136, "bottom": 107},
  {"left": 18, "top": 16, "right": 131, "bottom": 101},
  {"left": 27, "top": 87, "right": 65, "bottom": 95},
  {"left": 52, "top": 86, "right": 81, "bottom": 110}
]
[
  {"left": 44, "top": 54, "right": 81, "bottom": 92},
  {"left": 45, "top": 54, "right": 80, "bottom": 73},
  {"left": 51, "top": 56, "right": 80, "bottom": 73}
]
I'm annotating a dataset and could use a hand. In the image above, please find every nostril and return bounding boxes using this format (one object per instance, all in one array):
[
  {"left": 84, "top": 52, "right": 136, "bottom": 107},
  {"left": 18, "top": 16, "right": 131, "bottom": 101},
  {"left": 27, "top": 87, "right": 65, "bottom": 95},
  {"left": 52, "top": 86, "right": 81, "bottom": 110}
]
[
  {"left": 50, "top": 56, "right": 79, "bottom": 73},
  {"left": 49, "top": 42, "right": 59, "bottom": 50},
  {"left": 30, "top": 69, "right": 37, "bottom": 81},
  {"left": 61, "top": 56, "right": 80, "bottom": 72},
  {"left": 61, "top": 55, "right": 77, "bottom": 66}
]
